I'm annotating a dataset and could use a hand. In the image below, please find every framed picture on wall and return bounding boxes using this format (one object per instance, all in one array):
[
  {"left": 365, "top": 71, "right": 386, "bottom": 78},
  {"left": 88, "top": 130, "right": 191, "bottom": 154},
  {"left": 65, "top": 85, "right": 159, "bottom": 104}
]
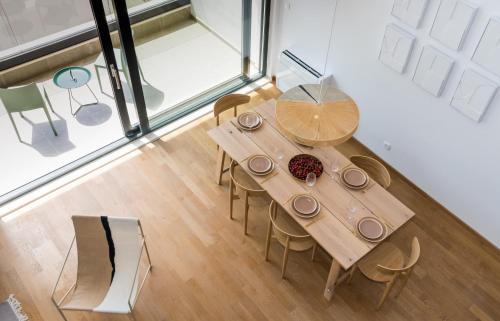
[
  {"left": 450, "top": 69, "right": 498, "bottom": 122},
  {"left": 472, "top": 17, "right": 500, "bottom": 77},
  {"left": 430, "top": 0, "right": 478, "bottom": 51},
  {"left": 379, "top": 24, "right": 416, "bottom": 73},
  {"left": 413, "top": 46, "right": 455, "bottom": 97},
  {"left": 391, "top": 0, "right": 430, "bottom": 28}
]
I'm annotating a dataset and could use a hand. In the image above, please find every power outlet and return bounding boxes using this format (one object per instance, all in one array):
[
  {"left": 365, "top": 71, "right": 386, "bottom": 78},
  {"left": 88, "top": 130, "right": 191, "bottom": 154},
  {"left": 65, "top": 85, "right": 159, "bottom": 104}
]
[{"left": 383, "top": 141, "right": 392, "bottom": 151}]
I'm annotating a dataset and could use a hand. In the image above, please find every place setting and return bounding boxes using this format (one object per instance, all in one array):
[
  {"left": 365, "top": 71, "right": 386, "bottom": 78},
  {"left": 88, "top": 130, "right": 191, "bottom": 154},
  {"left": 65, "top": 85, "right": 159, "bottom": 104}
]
[
  {"left": 290, "top": 194, "right": 321, "bottom": 219},
  {"left": 355, "top": 216, "right": 387, "bottom": 243},
  {"left": 234, "top": 112, "right": 263, "bottom": 131},
  {"left": 339, "top": 167, "right": 371, "bottom": 191},
  {"left": 246, "top": 154, "right": 278, "bottom": 183}
]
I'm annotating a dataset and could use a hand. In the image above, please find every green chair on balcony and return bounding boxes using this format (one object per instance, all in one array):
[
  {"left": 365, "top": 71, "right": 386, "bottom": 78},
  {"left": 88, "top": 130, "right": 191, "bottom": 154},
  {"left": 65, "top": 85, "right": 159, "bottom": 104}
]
[{"left": 0, "top": 83, "right": 58, "bottom": 142}]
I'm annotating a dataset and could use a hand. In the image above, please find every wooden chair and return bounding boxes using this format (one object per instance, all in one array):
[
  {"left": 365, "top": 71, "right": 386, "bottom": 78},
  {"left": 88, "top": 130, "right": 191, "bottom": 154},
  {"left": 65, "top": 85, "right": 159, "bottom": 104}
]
[
  {"left": 214, "top": 94, "right": 251, "bottom": 185},
  {"left": 348, "top": 237, "right": 420, "bottom": 309},
  {"left": 51, "top": 215, "right": 152, "bottom": 321},
  {"left": 265, "top": 201, "right": 317, "bottom": 279},
  {"left": 0, "top": 83, "right": 57, "bottom": 142},
  {"left": 350, "top": 155, "right": 391, "bottom": 189},
  {"left": 229, "top": 160, "right": 270, "bottom": 235}
]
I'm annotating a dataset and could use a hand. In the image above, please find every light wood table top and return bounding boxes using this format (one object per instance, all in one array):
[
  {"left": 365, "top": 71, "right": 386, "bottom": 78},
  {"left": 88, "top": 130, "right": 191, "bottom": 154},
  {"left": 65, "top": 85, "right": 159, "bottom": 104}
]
[
  {"left": 208, "top": 99, "right": 414, "bottom": 300},
  {"left": 276, "top": 84, "right": 359, "bottom": 147}
]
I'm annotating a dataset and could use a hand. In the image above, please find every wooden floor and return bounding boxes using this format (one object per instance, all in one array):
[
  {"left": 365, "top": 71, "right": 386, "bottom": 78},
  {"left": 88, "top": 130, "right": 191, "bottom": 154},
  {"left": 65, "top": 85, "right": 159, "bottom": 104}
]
[{"left": 1, "top": 85, "right": 499, "bottom": 321}]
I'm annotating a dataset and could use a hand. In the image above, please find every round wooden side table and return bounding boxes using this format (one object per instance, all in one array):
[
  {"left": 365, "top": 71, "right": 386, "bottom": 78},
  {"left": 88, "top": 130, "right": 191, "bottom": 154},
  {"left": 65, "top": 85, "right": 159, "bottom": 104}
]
[{"left": 276, "top": 84, "right": 359, "bottom": 147}]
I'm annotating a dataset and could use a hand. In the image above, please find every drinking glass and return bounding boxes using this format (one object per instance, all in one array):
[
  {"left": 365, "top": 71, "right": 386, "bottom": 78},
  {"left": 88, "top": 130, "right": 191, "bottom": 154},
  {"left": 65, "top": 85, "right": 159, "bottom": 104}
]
[
  {"left": 306, "top": 172, "right": 317, "bottom": 187},
  {"left": 275, "top": 147, "right": 284, "bottom": 161},
  {"left": 347, "top": 198, "right": 359, "bottom": 226},
  {"left": 242, "top": 115, "right": 251, "bottom": 127},
  {"left": 331, "top": 158, "right": 341, "bottom": 179}
]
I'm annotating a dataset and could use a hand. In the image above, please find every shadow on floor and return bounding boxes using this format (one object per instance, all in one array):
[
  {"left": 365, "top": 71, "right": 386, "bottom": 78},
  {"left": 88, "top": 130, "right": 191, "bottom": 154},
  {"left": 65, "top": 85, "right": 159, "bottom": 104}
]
[
  {"left": 74, "top": 103, "right": 113, "bottom": 126},
  {"left": 122, "top": 81, "right": 165, "bottom": 110},
  {"left": 21, "top": 115, "right": 75, "bottom": 157}
]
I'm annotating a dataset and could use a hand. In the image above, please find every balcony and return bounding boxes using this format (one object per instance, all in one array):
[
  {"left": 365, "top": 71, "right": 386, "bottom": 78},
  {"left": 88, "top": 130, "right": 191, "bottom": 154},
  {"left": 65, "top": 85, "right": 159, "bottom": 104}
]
[{"left": 0, "top": 3, "right": 244, "bottom": 198}]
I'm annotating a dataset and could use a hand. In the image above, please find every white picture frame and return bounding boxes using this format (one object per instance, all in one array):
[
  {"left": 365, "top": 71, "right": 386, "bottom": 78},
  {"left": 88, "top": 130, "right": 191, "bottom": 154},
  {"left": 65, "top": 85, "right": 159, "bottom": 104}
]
[
  {"left": 472, "top": 17, "right": 500, "bottom": 77},
  {"left": 379, "top": 24, "right": 416, "bottom": 73},
  {"left": 391, "top": 0, "right": 430, "bottom": 28},
  {"left": 451, "top": 69, "right": 498, "bottom": 122},
  {"left": 413, "top": 46, "right": 455, "bottom": 96},
  {"left": 430, "top": 0, "right": 478, "bottom": 51}
]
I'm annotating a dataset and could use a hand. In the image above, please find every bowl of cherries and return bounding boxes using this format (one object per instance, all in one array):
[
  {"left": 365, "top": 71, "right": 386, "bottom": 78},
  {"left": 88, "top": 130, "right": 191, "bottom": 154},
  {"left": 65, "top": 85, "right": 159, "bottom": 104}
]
[{"left": 288, "top": 154, "right": 323, "bottom": 181}]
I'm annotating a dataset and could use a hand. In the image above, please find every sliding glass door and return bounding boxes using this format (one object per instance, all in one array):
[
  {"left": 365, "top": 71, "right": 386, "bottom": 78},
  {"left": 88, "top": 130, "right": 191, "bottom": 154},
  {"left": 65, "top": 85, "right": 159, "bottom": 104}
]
[
  {"left": 103, "top": 0, "right": 270, "bottom": 131},
  {"left": 0, "top": 0, "right": 269, "bottom": 205}
]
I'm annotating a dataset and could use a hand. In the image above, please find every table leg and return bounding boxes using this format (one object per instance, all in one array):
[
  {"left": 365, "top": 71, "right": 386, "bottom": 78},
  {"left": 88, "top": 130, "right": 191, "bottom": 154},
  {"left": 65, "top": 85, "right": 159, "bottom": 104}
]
[
  {"left": 215, "top": 147, "right": 226, "bottom": 185},
  {"left": 86, "top": 83, "right": 99, "bottom": 104},
  {"left": 324, "top": 259, "right": 342, "bottom": 301},
  {"left": 68, "top": 89, "right": 74, "bottom": 115},
  {"left": 68, "top": 85, "right": 99, "bottom": 116}
]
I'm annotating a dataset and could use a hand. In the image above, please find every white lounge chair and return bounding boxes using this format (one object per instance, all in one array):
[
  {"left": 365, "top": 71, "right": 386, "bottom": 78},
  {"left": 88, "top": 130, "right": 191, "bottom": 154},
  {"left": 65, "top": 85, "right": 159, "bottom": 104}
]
[{"left": 51, "top": 215, "right": 152, "bottom": 320}]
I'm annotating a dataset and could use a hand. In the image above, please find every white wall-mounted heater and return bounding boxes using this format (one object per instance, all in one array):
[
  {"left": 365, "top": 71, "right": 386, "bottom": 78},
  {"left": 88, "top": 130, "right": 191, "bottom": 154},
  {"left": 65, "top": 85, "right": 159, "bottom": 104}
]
[{"left": 276, "top": 50, "right": 332, "bottom": 92}]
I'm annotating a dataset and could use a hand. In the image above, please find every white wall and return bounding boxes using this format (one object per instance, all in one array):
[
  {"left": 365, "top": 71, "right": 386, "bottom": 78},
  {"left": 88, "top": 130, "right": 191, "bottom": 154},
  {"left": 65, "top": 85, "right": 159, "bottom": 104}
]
[{"left": 270, "top": 0, "right": 500, "bottom": 247}]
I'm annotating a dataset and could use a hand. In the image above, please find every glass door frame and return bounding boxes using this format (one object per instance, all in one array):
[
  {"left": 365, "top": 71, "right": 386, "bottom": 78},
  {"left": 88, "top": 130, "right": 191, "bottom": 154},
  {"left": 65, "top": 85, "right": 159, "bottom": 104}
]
[{"left": 89, "top": 0, "right": 138, "bottom": 137}]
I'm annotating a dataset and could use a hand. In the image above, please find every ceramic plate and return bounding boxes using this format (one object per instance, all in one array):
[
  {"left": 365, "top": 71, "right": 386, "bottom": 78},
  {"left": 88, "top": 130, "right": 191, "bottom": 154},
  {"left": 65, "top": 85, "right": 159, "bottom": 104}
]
[
  {"left": 238, "top": 112, "right": 261, "bottom": 129},
  {"left": 292, "top": 194, "right": 318, "bottom": 215},
  {"left": 248, "top": 155, "right": 272, "bottom": 173},
  {"left": 342, "top": 168, "right": 368, "bottom": 188},
  {"left": 357, "top": 217, "right": 385, "bottom": 240}
]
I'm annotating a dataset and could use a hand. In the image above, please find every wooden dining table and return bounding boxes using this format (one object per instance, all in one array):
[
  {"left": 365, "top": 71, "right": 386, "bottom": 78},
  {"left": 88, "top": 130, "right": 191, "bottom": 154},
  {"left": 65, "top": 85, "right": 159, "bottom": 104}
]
[{"left": 208, "top": 99, "right": 415, "bottom": 301}]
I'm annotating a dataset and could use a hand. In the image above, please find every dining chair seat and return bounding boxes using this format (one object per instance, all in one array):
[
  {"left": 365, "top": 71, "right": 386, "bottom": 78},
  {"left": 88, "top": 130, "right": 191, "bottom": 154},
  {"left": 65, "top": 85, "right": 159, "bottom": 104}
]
[
  {"left": 265, "top": 201, "right": 317, "bottom": 279},
  {"left": 233, "top": 163, "right": 262, "bottom": 191},
  {"left": 229, "top": 161, "right": 270, "bottom": 235},
  {"left": 357, "top": 242, "right": 405, "bottom": 283},
  {"left": 272, "top": 209, "right": 315, "bottom": 252}
]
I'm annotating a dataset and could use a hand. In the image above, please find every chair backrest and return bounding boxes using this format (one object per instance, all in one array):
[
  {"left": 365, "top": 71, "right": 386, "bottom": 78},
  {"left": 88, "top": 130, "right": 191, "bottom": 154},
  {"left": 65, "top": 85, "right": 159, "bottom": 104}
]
[
  {"left": 378, "top": 237, "right": 421, "bottom": 275},
  {"left": 269, "top": 201, "right": 310, "bottom": 245},
  {"left": 66, "top": 215, "right": 142, "bottom": 312},
  {"left": 214, "top": 94, "right": 250, "bottom": 125},
  {"left": 350, "top": 155, "right": 391, "bottom": 189},
  {"left": 0, "top": 83, "right": 44, "bottom": 113}
]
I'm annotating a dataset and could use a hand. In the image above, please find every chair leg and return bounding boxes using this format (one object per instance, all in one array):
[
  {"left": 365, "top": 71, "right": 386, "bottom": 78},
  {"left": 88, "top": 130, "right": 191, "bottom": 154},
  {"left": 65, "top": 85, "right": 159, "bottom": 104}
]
[
  {"left": 229, "top": 178, "right": 235, "bottom": 220},
  {"left": 281, "top": 237, "right": 290, "bottom": 279},
  {"left": 96, "top": 65, "right": 104, "bottom": 94},
  {"left": 215, "top": 148, "right": 226, "bottom": 185},
  {"left": 311, "top": 242, "right": 317, "bottom": 261},
  {"left": 52, "top": 298, "right": 69, "bottom": 321},
  {"left": 139, "top": 64, "right": 152, "bottom": 86},
  {"left": 243, "top": 191, "right": 249, "bottom": 235},
  {"left": 43, "top": 105, "right": 58, "bottom": 136},
  {"left": 347, "top": 265, "right": 357, "bottom": 284},
  {"left": 377, "top": 278, "right": 396, "bottom": 310},
  {"left": 139, "top": 222, "right": 153, "bottom": 269},
  {"left": 7, "top": 112, "right": 22, "bottom": 142},
  {"left": 43, "top": 85, "right": 56, "bottom": 113},
  {"left": 394, "top": 274, "right": 410, "bottom": 298},
  {"left": 264, "top": 215, "right": 273, "bottom": 261}
]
